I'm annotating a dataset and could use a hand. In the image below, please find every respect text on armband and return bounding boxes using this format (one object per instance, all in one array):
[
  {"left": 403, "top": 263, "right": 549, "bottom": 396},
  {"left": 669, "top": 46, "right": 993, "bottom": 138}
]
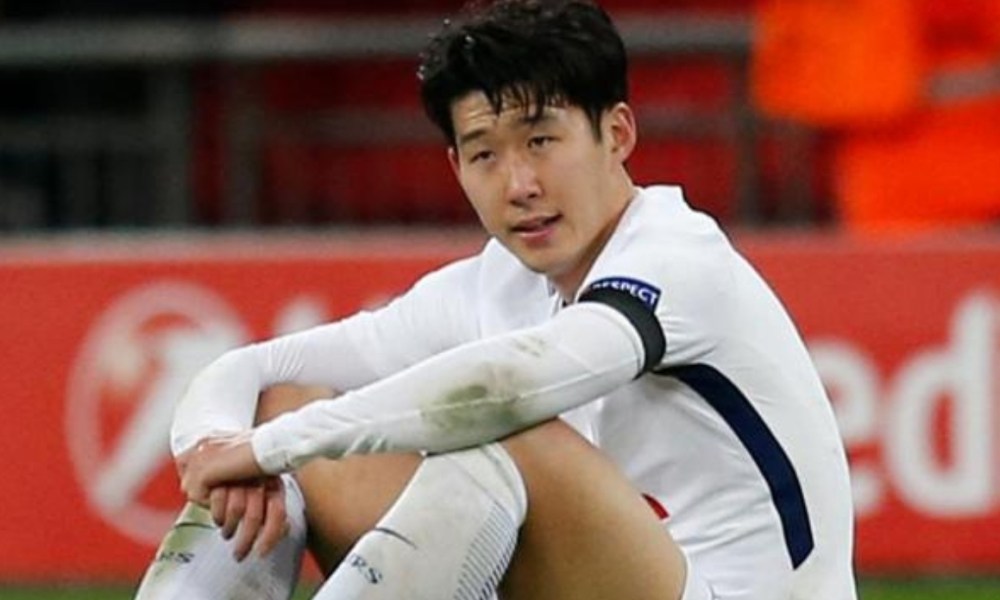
[{"left": 587, "top": 277, "right": 662, "bottom": 310}]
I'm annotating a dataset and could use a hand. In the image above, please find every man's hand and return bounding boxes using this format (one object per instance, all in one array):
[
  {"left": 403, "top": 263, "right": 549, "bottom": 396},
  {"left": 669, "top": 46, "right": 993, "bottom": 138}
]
[
  {"left": 180, "top": 432, "right": 265, "bottom": 504},
  {"left": 208, "top": 477, "right": 291, "bottom": 561},
  {"left": 177, "top": 433, "right": 285, "bottom": 560}
]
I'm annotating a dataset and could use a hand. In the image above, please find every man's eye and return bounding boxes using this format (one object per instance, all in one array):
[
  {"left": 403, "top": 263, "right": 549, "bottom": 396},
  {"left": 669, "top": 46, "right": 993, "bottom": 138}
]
[
  {"left": 470, "top": 150, "right": 494, "bottom": 163},
  {"left": 528, "top": 136, "right": 555, "bottom": 149}
]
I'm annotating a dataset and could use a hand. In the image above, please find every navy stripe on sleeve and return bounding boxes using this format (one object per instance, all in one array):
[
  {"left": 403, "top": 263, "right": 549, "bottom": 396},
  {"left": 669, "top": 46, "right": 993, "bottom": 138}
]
[
  {"left": 654, "top": 363, "right": 815, "bottom": 568},
  {"left": 578, "top": 287, "right": 666, "bottom": 374}
]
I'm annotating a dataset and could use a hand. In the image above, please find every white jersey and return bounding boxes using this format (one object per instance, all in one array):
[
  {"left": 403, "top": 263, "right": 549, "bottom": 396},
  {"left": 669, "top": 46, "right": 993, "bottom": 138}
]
[
  {"left": 571, "top": 186, "right": 855, "bottom": 599},
  {"left": 345, "top": 186, "right": 853, "bottom": 599},
  {"left": 173, "top": 185, "right": 855, "bottom": 600}
]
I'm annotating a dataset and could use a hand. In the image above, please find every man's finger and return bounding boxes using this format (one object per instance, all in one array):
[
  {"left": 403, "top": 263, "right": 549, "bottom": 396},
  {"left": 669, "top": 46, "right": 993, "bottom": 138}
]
[
  {"left": 221, "top": 486, "right": 247, "bottom": 540},
  {"left": 210, "top": 486, "right": 229, "bottom": 527},
  {"left": 232, "top": 484, "right": 266, "bottom": 562},
  {"left": 255, "top": 478, "right": 289, "bottom": 558}
]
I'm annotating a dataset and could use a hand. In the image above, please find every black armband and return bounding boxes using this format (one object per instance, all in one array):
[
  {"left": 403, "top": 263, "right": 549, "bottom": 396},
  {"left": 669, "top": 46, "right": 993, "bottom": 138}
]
[{"left": 578, "top": 287, "right": 666, "bottom": 374}]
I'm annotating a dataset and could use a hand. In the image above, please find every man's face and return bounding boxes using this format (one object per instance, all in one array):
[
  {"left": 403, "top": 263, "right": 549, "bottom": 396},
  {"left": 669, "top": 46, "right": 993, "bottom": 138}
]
[{"left": 448, "top": 91, "right": 636, "bottom": 295}]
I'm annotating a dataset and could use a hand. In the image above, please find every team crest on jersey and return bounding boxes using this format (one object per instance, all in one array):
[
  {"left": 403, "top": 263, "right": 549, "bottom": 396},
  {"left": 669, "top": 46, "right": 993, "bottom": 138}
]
[{"left": 587, "top": 276, "right": 662, "bottom": 310}]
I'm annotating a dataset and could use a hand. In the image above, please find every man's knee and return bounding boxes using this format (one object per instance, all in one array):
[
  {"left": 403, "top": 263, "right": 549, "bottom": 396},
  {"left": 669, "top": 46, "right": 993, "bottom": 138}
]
[
  {"left": 255, "top": 384, "right": 334, "bottom": 424},
  {"left": 499, "top": 418, "right": 620, "bottom": 491},
  {"left": 501, "top": 418, "right": 592, "bottom": 457}
]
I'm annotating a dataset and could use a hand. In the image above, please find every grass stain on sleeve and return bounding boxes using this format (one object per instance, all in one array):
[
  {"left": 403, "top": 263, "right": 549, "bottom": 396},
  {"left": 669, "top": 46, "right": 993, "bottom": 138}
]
[{"left": 422, "top": 382, "right": 525, "bottom": 434}]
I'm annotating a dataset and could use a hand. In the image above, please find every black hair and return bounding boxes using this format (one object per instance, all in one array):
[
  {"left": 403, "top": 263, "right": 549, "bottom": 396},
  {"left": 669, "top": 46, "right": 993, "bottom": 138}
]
[{"left": 418, "top": 0, "right": 629, "bottom": 144}]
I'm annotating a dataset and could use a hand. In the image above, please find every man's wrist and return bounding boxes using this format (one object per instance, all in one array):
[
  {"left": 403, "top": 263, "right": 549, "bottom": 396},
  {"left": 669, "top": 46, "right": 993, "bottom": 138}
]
[{"left": 251, "top": 421, "right": 293, "bottom": 475}]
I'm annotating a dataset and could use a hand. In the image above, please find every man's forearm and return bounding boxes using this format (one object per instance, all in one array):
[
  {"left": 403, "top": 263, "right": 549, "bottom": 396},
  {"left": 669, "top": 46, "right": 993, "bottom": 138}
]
[
  {"left": 170, "top": 317, "right": 383, "bottom": 456},
  {"left": 250, "top": 302, "right": 645, "bottom": 474},
  {"left": 171, "top": 348, "right": 267, "bottom": 456}
]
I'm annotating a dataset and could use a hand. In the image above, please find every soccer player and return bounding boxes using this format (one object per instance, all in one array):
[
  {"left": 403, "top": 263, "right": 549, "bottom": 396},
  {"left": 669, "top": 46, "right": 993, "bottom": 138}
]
[{"left": 137, "top": 1, "right": 858, "bottom": 598}]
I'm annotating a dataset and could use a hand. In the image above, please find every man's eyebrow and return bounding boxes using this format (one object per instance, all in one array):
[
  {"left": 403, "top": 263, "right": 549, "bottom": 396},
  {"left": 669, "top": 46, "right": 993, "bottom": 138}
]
[
  {"left": 456, "top": 128, "right": 489, "bottom": 148},
  {"left": 518, "top": 110, "right": 559, "bottom": 126},
  {"left": 456, "top": 109, "right": 560, "bottom": 148}
]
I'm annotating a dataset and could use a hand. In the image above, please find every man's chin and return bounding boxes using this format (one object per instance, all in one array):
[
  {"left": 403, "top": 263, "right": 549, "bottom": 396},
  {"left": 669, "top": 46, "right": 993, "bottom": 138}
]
[
  {"left": 517, "top": 254, "right": 570, "bottom": 281},
  {"left": 499, "top": 238, "right": 570, "bottom": 276},
  {"left": 506, "top": 246, "right": 545, "bottom": 269}
]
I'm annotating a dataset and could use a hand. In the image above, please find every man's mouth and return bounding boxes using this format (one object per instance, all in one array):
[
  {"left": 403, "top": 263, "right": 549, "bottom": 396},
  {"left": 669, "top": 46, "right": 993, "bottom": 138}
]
[{"left": 511, "top": 215, "right": 561, "bottom": 234}]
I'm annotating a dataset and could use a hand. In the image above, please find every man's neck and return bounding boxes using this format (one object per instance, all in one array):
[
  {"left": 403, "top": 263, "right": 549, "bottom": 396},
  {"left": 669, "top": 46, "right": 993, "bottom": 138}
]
[{"left": 551, "top": 182, "right": 638, "bottom": 302}]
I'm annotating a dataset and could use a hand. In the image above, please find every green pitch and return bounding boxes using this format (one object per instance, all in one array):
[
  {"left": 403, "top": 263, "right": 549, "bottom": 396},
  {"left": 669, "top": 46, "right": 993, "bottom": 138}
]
[
  {"left": 0, "top": 586, "right": 317, "bottom": 600},
  {"left": 2, "top": 578, "right": 1000, "bottom": 599}
]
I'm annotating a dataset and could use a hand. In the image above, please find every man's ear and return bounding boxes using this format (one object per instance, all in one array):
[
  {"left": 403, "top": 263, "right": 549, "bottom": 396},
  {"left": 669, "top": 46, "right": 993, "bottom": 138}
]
[
  {"left": 447, "top": 146, "right": 462, "bottom": 180},
  {"left": 604, "top": 102, "right": 638, "bottom": 163}
]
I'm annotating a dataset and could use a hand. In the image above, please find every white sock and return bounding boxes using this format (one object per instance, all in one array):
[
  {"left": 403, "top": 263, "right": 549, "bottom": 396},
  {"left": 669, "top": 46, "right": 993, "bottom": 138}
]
[
  {"left": 313, "top": 443, "right": 527, "bottom": 600},
  {"left": 134, "top": 474, "right": 307, "bottom": 600}
]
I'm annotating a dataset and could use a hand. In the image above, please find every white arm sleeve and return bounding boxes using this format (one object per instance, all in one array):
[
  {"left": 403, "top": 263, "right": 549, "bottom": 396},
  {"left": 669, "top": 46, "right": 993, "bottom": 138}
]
[
  {"left": 250, "top": 302, "right": 647, "bottom": 474},
  {"left": 170, "top": 257, "right": 483, "bottom": 456},
  {"left": 170, "top": 316, "right": 381, "bottom": 456}
]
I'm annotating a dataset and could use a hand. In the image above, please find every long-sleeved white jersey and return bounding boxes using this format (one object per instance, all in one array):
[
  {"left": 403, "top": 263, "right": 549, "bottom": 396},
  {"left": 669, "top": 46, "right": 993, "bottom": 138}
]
[{"left": 172, "top": 185, "right": 856, "bottom": 600}]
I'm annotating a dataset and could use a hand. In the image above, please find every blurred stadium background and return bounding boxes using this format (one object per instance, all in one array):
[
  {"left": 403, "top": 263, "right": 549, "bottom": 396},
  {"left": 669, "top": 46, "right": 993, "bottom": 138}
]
[{"left": 2, "top": 0, "right": 1000, "bottom": 598}]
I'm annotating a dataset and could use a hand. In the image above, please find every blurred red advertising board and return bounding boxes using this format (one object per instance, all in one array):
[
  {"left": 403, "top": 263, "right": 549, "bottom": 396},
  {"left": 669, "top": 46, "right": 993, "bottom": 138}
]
[{"left": 1, "top": 231, "right": 999, "bottom": 580}]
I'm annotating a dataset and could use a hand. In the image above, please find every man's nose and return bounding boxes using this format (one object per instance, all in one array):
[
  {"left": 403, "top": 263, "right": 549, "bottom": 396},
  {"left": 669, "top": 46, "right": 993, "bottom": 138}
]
[{"left": 504, "top": 155, "right": 542, "bottom": 206}]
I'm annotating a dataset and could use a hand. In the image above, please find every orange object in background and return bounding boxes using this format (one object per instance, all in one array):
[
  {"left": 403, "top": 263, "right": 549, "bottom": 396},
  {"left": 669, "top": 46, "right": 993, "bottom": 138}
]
[
  {"left": 835, "top": 98, "right": 1000, "bottom": 234},
  {"left": 752, "top": 0, "right": 1000, "bottom": 233},
  {"left": 751, "top": 0, "right": 923, "bottom": 126}
]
